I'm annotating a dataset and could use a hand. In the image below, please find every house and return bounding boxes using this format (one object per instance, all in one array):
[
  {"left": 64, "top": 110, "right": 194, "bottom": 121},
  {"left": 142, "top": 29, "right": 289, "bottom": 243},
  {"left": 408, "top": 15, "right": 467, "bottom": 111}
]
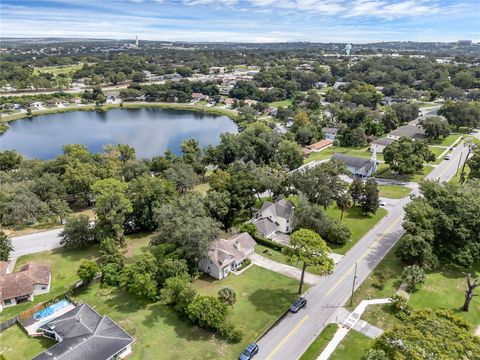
[
  {"left": 268, "top": 107, "right": 278, "bottom": 116},
  {"left": 199, "top": 233, "right": 256, "bottom": 280},
  {"left": 70, "top": 97, "right": 82, "bottom": 104},
  {"left": 34, "top": 303, "right": 134, "bottom": 360},
  {"left": 370, "top": 137, "right": 395, "bottom": 153},
  {"left": 243, "top": 99, "right": 258, "bottom": 107},
  {"left": 305, "top": 139, "right": 333, "bottom": 153},
  {"left": 224, "top": 98, "right": 236, "bottom": 108},
  {"left": 30, "top": 101, "right": 44, "bottom": 109},
  {"left": 55, "top": 100, "right": 65, "bottom": 108},
  {"left": 332, "top": 152, "right": 377, "bottom": 177},
  {"left": 323, "top": 127, "right": 339, "bottom": 141},
  {"left": 0, "top": 262, "right": 51, "bottom": 312},
  {"left": 387, "top": 124, "right": 425, "bottom": 140},
  {"left": 252, "top": 199, "right": 295, "bottom": 238},
  {"left": 191, "top": 92, "right": 209, "bottom": 102},
  {"left": 105, "top": 91, "right": 121, "bottom": 104},
  {"left": 333, "top": 81, "right": 349, "bottom": 89}
]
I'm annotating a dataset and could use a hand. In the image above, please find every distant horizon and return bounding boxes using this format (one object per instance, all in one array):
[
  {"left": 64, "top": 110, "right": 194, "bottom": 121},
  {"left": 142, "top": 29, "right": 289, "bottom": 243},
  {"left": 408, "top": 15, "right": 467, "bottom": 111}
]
[
  {"left": 1, "top": 0, "right": 479, "bottom": 43},
  {"left": 1, "top": 36, "right": 477, "bottom": 45}
]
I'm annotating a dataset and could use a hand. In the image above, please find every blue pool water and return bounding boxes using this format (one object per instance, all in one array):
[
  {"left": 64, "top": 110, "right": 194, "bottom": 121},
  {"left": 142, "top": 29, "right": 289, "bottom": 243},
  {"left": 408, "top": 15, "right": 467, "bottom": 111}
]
[{"left": 33, "top": 299, "right": 71, "bottom": 321}]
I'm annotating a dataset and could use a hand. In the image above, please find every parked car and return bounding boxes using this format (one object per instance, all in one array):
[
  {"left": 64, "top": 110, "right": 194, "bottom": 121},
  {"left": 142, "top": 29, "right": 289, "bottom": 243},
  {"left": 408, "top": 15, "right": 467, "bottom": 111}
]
[
  {"left": 239, "top": 344, "right": 259, "bottom": 360},
  {"left": 290, "top": 297, "right": 307, "bottom": 313},
  {"left": 444, "top": 154, "right": 451, "bottom": 160},
  {"left": 378, "top": 200, "right": 387, "bottom": 206}
]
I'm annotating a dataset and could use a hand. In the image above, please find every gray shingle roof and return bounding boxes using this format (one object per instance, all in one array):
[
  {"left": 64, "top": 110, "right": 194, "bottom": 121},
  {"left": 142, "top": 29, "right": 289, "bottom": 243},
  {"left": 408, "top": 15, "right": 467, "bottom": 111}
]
[
  {"left": 34, "top": 304, "right": 133, "bottom": 360},
  {"left": 389, "top": 125, "right": 425, "bottom": 139},
  {"left": 373, "top": 137, "right": 395, "bottom": 146},
  {"left": 260, "top": 199, "right": 295, "bottom": 220},
  {"left": 253, "top": 217, "right": 279, "bottom": 237},
  {"left": 331, "top": 153, "right": 375, "bottom": 172}
]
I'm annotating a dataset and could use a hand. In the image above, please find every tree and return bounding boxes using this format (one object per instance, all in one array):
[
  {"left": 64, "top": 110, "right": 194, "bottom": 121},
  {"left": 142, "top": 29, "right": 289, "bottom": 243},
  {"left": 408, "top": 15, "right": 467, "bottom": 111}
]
[
  {"left": 160, "top": 273, "right": 197, "bottom": 317},
  {"left": 402, "top": 265, "right": 426, "bottom": 292},
  {"left": 462, "top": 273, "right": 479, "bottom": 312},
  {"left": 205, "top": 190, "right": 231, "bottom": 227},
  {"left": 360, "top": 178, "right": 379, "bottom": 215},
  {"left": 77, "top": 260, "right": 99, "bottom": 284},
  {"left": 120, "top": 252, "right": 158, "bottom": 300},
  {"left": 383, "top": 137, "right": 435, "bottom": 175},
  {"left": 163, "top": 162, "right": 200, "bottom": 193},
  {"left": 373, "top": 309, "right": 479, "bottom": 359},
  {"left": 420, "top": 116, "right": 450, "bottom": 140},
  {"left": 439, "top": 101, "right": 480, "bottom": 130},
  {"left": 336, "top": 192, "right": 353, "bottom": 220},
  {"left": 187, "top": 295, "right": 228, "bottom": 330},
  {"left": 59, "top": 215, "right": 93, "bottom": 248},
  {"left": 283, "top": 229, "right": 334, "bottom": 293},
  {"left": 0, "top": 150, "right": 22, "bottom": 171},
  {"left": 452, "top": 71, "right": 475, "bottom": 89},
  {"left": 468, "top": 146, "right": 480, "bottom": 180},
  {"left": 181, "top": 138, "right": 204, "bottom": 175},
  {"left": 380, "top": 109, "right": 399, "bottom": 133},
  {"left": 152, "top": 193, "right": 221, "bottom": 264},
  {"left": 275, "top": 139, "right": 303, "bottom": 171},
  {"left": 218, "top": 287, "right": 237, "bottom": 307},
  {"left": 349, "top": 177, "right": 364, "bottom": 206},
  {"left": 127, "top": 175, "right": 177, "bottom": 231},
  {"left": 291, "top": 160, "right": 347, "bottom": 209},
  {"left": 92, "top": 178, "right": 132, "bottom": 242},
  {"left": 0, "top": 231, "right": 13, "bottom": 262}
]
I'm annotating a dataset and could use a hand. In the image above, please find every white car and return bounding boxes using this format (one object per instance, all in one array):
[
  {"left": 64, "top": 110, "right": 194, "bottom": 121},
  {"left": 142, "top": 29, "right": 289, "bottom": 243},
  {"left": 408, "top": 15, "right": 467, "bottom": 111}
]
[{"left": 444, "top": 154, "right": 451, "bottom": 160}]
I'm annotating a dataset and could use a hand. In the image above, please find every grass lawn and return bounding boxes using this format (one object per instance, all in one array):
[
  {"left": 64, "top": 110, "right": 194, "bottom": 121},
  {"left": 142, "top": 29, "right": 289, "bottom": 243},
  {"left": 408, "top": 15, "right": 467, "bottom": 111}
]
[
  {"left": 0, "top": 233, "right": 153, "bottom": 323},
  {"left": 299, "top": 324, "right": 338, "bottom": 360},
  {"left": 254, "top": 244, "right": 324, "bottom": 275},
  {"left": 304, "top": 146, "right": 383, "bottom": 164},
  {"left": 429, "top": 134, "right": 462, "bottom": 147},
  {"left": 329, "top": 330, "right": 375, "bottom": 360},
  {"left": 429, "top": 146, "right": 448, "bottom": 164},
  {"left": 325, "top": 205, "right": 388, "bottom": 254},
  {"left": 33, "top": 64, "right": 83, "bottom": 76},
  {"left": 375, "top": 163, "right": 435, "bottom": 183},
  {"left": 0, "top": 323, "right": 55, "bottom": 360},
  {"left": 66, "top": 265, "right": 299, "bottom": 360},
  {"left": 378, "top": 185, "right": 412, "bottom": 199},
  {"left": 268, "top": 99, "right": 293, "bottom": 108}
]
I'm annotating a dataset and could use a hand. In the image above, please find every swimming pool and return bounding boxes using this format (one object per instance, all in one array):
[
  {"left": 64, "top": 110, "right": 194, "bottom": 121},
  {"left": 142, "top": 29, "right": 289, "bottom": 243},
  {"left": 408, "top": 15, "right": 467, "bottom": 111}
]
[{"left": 33, "top": 299, "right": 71, "bottom": 321}]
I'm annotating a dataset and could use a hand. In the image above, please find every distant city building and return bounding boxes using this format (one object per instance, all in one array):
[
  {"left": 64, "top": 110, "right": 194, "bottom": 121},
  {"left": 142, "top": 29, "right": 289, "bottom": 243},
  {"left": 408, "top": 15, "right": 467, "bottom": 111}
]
[{"left": 458, "top": 40, "right": 472, "bottom": 45}]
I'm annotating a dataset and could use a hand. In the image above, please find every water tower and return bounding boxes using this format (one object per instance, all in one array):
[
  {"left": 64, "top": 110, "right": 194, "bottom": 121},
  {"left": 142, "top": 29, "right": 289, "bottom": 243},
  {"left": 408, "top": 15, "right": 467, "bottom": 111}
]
[{"left": 345, "top": 43, "right": 352, "bottom": 56}]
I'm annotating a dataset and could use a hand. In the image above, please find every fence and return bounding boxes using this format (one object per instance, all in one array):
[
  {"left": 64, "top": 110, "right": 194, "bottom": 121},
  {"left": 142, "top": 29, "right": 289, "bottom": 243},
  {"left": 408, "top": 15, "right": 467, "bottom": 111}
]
[{"left": 0, "top": 316, "right": 18, "bottom": 331}]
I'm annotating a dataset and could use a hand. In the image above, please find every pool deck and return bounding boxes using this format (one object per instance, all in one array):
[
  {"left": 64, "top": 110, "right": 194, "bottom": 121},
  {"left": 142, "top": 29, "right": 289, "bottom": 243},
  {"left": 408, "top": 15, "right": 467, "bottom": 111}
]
[{"left": 23, "top": 303, "right": 76, "bottom": 335}]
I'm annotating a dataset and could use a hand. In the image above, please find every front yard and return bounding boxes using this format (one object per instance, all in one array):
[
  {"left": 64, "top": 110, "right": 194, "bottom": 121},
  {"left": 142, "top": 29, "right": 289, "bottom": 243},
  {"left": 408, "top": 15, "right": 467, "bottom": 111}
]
[
  {"left": 374, "top": 163, "right": 435, "bottom": 183},
  {"left": 304, "top": 146, "right": 383, "bottom": 164},
  {"left": 378, "top": 185, "right": 412, "bottom": 199}
]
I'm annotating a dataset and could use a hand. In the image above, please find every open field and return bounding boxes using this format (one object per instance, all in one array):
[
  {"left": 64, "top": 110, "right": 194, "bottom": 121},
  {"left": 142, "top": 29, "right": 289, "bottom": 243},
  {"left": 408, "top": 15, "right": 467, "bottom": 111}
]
[
  {"left": 33, "top": 64, "right": 84, "bottom": 76},
  {"left": 69, "top": 266, "right": 299, "bottom": 360},
  {"left": 268, "top": 99, "right": 293, "bottom": 108},
  {"left": 299, "top": 323, "right": 337, "bottom": 360},
  {"left": 374, "top": 163, "right": 435, "bottom": 183},
  {"left": 429, "top": 134, "right": 462, "bottom": 147},
  {"left": 378, "top": 185, "right": 412, "bottom": 199},
  {"left": 325, "top": 205, "right": 387, "bottom": 254},
  {"left": 329, "top": 330, "right": 375, "bottom": 360},
  {"left": 0, "top": 323, "right": 55, "bottom": 360}
]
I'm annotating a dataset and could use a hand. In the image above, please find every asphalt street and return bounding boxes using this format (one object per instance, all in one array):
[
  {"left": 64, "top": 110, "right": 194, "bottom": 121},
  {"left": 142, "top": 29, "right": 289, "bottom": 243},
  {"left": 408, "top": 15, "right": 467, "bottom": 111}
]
[{"left": 255, "top": 131, "right": 479, "bottom": 360}]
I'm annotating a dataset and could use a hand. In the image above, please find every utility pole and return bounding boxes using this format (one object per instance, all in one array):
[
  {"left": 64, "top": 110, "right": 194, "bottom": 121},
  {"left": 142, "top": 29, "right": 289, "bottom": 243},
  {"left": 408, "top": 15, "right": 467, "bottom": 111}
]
[
  {"left": 349, "top": 262, "right": 358, "bottom": 307},
  {"left": 456, "top": 152, "right": 463, "bottom": 175}
]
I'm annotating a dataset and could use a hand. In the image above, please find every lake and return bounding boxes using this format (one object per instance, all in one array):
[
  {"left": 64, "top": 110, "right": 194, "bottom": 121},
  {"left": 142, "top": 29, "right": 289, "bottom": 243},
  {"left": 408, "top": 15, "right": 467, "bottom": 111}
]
[{"left": 0, "top": 107, "right": 238, "bottom": 159}]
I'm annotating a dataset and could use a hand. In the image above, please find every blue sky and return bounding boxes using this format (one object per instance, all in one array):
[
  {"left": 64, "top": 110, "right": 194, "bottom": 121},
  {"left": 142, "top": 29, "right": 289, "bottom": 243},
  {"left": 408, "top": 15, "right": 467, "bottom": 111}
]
[{"left": 1, "top": 0, "right": 479, "bottom": 42}]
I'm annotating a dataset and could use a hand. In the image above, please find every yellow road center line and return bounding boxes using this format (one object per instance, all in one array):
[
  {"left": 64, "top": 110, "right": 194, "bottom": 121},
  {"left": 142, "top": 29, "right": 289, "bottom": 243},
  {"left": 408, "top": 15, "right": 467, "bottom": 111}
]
[
  {"left": 326, "top": 216, "right": 402, "bottom": 296},
  {"left": 266, "top": 315, "right": 309, "bottom": 360}
]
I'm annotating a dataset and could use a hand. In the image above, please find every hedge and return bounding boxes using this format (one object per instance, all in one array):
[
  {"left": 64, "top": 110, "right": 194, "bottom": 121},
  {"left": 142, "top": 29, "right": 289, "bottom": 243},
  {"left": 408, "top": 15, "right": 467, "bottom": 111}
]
[{"left": 252, "top": 234, "right": 287, "bottom": 252}]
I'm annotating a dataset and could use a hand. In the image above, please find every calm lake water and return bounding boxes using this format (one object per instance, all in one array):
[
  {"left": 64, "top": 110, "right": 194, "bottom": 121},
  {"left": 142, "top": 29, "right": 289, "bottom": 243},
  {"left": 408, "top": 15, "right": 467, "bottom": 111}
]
[{"left": 0, "top": 108, "right": 237, "bottom": 159}]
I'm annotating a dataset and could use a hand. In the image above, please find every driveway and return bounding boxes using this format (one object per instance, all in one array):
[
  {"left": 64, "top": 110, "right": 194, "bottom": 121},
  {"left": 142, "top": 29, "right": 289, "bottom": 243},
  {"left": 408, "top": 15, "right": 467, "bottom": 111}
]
[{"left": 250, "top": 253, "right": 322, "bottom": 285}]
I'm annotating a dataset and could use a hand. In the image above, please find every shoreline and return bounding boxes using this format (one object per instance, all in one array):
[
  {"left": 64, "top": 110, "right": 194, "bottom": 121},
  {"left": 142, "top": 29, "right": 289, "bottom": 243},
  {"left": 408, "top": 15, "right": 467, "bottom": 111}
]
[{"left": 0, "top": 102, "right": 238, "bottom": 133}]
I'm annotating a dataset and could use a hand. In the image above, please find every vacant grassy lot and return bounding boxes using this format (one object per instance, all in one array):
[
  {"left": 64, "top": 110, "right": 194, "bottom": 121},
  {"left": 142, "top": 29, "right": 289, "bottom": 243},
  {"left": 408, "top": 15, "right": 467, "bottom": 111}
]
[
  {"left": 375, "top": 163, "right": 435, "bottom": 183},
  {"left": 329, "top": 330, "right": 375, "bottom": 360},
  {"left": 33, "top": 63, "right": 84, "bottom": 76},
  {"left": 429, "top": 134, "right": 462, "bottom": 147},
  {"left": 269, "top": 99, "right": 293, "bottom": 108},
  {"left": 0, "top": 323, "right": 55, "bottom": 360},
  {"left": 0, "top": 233, "right": 152, "bottom": 323},
  {"left": 378, "top": 185, "right": 412, "bottom": 199},
  {"left": 325, "top": 205, "right": 387, "bottom": 254},
  {"left": 67, "top": 266, "right": 298, "bottom": 360},
  {"left": 299, "top": 324, "right": 338, "bottom": 360}
]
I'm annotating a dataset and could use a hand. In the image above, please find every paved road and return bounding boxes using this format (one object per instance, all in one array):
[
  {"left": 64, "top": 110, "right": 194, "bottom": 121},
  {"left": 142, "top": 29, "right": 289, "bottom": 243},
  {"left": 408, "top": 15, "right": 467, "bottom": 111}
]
[
  {"left": 255, "top": 132, "right": 479, "bottom": 360},
  {"left": 10, "top": 228, "right": 63, "bottom": 260}
]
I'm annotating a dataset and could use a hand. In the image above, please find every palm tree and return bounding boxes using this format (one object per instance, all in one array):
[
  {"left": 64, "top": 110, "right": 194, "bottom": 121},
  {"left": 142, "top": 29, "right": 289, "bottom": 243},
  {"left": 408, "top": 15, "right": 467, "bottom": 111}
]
[
  {"left": 218, "top": 287, "right": 237, "bottom": 307},
  {"left": 336, "top": 192, "right": 353, "bottom": 221}
]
